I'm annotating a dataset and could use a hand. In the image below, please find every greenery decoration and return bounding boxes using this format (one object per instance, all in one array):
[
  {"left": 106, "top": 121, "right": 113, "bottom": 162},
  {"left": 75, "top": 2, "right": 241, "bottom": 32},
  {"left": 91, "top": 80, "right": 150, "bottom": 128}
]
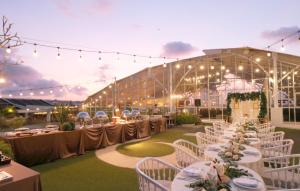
[
  {"left": 187, "top": 162, "right": 251, "bottom": 191},
  {"left": 226, "top": 92, "right": 267, "bottom": 119},
  {"left": 0, "top": 140, "right": 14, "bottom": 159},
  {"left": 175, "top": 114, "right": 199, "bottom": 125}
]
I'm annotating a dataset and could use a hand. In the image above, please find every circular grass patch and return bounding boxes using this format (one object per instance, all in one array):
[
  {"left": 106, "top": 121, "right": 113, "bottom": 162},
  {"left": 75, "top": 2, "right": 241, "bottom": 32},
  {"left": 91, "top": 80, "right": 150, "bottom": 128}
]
[{"left": 116, "top": 141, "right": 174, "bottom": 157}]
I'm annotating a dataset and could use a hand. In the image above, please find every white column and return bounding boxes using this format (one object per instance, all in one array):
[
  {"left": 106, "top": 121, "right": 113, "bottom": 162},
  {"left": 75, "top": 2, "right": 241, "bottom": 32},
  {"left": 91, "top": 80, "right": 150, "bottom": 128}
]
[
  {"left": 169, "top": 63, "right": 173, "bottom": 112},
  {"left": 272, "top": 52, "right": 279, "bottom": 108}
]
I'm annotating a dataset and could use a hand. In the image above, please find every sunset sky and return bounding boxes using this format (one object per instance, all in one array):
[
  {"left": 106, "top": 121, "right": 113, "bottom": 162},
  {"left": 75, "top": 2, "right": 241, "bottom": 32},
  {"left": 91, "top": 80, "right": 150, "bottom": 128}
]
[{"left": 1, "top": 0, "right": 300, "bottom": 101}]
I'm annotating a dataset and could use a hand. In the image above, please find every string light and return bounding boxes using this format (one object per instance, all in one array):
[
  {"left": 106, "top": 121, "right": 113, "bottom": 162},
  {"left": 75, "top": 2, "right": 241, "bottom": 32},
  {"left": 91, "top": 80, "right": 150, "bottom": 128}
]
[
  {"left": 98, "top": 51, "right": 101, "bottom": 61},
  {"left": 50, "top": 90, "right": 53, "bottom": 94},
  {"left": 176, "top": 64, "right": 180, "bottom": 69},
  {"left": 255, "top": 58, "right": 261, "bottom": 62},
  {"left": 188, "top": 65, "right": 192, "bottom": 69},
  {"left": 6, "top": 46, "right": 11, "bottom": 54},
  {"left": 267, "top": 52, "right": 271, "bottom": 57},
  {"left": 255, "top": 68, "right": 260, "bottom": 73},
  {"left": 56, "top": 47, "right": 61, "bottom": 59},
  {"left": 78, "top": 49, "right": 83, "bottom": 62},
  {"left": 210, "top": 65, "right": 215, "bottom": 70},
  {"left": 221, "top": 66, "right": 225, "bottom": 70},
  {"left": 19, "top": 93, "right": 23, "bottom": 96},
  {"left": 33, "top": 43, "right": 38, "bottom": 57},
  {"left": 238, "top": 65, "right": 243, "bottom": 71},
  {"left": 30, "top": 92, "right": 34, "bottom": 96},
  {"left": 280, "top": 39, "right": 285, "bottom": 52},
  {"left": 200, "top": 65, "right": 204, "bottom": 70},
  {"left": 163, "top": 57, "right": 167, "bottom": 68},
  {"left": 133, "top": 54, "right": 136, "bottom": 63}
]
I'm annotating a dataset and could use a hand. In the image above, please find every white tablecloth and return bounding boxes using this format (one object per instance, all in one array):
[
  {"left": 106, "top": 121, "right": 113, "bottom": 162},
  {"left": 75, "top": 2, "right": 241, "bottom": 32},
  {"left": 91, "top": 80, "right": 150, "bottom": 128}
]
[
  {"left": 204, "top": 143, "right": 263, "bottom": 173},
  {"left": 220, "top": 129, "right": 261, "bottom": 149},
  {"left": 171, "top": 161, "right": 266, "bottom": 191}
]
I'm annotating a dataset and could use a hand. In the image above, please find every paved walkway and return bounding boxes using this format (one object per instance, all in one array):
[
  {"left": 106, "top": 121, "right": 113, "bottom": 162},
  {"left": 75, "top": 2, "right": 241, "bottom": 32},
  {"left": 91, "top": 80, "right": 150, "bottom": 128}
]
[{"left": 95, "top": 139, "right": 177, "bottom": 169}]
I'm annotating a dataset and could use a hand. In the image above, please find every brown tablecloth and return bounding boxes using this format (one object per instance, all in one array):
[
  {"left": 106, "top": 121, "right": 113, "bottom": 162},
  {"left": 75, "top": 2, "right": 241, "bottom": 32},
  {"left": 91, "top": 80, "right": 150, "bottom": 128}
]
[
  {"left": 0, "top": 161, "right": 42, "bottom": 191},
  {"left": 1, "top": 119, "right": 164, "bottom": 166}
]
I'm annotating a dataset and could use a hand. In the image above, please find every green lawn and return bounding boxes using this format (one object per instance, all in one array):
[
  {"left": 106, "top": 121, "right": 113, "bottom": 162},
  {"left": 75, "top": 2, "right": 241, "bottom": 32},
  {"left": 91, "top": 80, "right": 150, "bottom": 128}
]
[
  {"left": 116, "top": 125, "right": 200, "bottom": 157},
  {"left": 31, "top": 125, "right": 300, "bottom": 191},
  {"left": 276, "top": 127, "right": 300, "bottom": 154},
  {"left": 32, "top": 125, "right": 201, "bottom": 191},
  {"left": 33, "top": 152, "right": 138, "bottom": 191}
]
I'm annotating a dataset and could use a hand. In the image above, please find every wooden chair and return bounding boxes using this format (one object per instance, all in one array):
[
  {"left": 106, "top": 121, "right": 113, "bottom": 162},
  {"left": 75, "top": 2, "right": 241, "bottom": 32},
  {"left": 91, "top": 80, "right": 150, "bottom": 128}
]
[{"left": 136, "top": 157, "right": 180, "bottom": 191}]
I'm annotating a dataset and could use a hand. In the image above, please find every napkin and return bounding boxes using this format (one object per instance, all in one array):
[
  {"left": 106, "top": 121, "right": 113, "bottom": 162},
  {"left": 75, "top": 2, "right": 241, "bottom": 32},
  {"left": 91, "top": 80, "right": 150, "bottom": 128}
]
[
  {"left": 207, "top": 146, "right": 221, "bottom": 152},
  {"left": 182, "top": 168, "right": 202, "bottom": 177},
  {"left": 233, "top": 177, "right": 258, "bottom": 187}
]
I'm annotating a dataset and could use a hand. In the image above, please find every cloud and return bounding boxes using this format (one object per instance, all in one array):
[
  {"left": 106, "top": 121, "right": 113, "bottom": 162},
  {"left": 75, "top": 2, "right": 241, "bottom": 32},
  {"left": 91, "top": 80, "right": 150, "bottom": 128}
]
[
  {"left": 52, "top": 0, "right": 74, "bottom": 16},
  {"left": 90, "top": 0, "right": 113, "bottom": 14},
  {"left": 160, "top": 41, "right": 197, "bottom": 57},
  {"left": 0, "top": 50, "right": 88, "bottom": 98},
  {"left": 261, "top": 26, "right": 300, "bottom": 43}
]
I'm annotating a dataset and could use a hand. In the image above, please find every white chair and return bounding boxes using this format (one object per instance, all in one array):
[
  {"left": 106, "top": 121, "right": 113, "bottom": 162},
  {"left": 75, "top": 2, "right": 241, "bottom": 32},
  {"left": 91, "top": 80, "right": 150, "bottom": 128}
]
[
  {"left": 204, "top": 126, "right": 215, "bottom": 136},
  {"left": 136, "top": 157, "right": 180, "bottom": 191},
  {"left": 195, "top": 132, "right": 219, "bottom": 147},
  {"left": 261, "top": 139, "right": 294, "bottom": 158},
  {"left": 260, "top": 131, "right": 285, "bottom": 145},
  {"left": 257, "top": 125, "right": 276, "bottom": 138},
  {"left": 263, "top": 154, "right": 300, "bottom": 190},
  {"left": 173, "top": 139, "right": 203, "bottom": 168}
]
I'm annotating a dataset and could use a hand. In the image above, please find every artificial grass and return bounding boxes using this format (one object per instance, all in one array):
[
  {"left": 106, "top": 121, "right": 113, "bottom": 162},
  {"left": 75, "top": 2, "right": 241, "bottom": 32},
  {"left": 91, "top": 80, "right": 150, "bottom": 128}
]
[
  {"left": 33, "top": 152, "right": 138, "bottom": 191},
  {"left": 276, "top": 127, "right": 300, "bottom": 154},
  {"left": 116, "top": 125, "right": 200, "bottom": 157},
  {"left": 32, "top": 125, "right": 202, "bottom": 191}
]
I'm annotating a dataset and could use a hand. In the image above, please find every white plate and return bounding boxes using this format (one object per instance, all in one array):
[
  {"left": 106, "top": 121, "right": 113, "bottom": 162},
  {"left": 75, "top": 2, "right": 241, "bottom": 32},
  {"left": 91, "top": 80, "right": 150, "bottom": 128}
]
[{"left": 182, "top": 167, "right": 202, "bottom": 177}]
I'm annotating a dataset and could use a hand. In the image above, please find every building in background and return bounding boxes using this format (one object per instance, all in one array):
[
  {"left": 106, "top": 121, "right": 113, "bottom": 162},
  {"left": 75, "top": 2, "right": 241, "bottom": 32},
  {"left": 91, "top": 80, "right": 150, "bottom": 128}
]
[{"left": 84, "top": 47, "right": 300, "bottom": 128}]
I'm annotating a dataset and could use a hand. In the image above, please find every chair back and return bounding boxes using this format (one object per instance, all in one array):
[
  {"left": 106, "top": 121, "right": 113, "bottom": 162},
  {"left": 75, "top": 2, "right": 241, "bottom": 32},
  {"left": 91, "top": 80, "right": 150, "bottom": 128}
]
[
  {"left": 261, "top": 139, "right": 294, "bottom": 158},
  {"left": 136, "top": 157, "right": 180, "bottom": 191},
  {"left": 173, "top": 139, "right": 202, "bottom": 168},
  {"left": 195, "top": 132, "right": 218, "bottom": 147}
]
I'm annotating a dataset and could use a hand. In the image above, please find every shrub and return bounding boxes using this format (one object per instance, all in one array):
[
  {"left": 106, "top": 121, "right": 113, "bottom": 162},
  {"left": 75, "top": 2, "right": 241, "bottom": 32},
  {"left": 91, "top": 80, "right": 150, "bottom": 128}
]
[
  {"left": 61, "top": 122, "right": 75, "bottom": 131},
  {"left": 0, "top": 116, "right": 26, "bottom": 129},
  {"left": 176, "top": 114, "right": 198, "bottom": 125},
  {"left": 0, "top": 140, "right": 14, "bottom": 159}
]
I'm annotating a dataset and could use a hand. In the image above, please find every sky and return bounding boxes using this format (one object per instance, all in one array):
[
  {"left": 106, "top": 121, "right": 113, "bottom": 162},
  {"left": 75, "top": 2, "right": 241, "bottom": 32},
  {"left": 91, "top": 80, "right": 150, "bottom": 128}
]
[{"left": 0, "top": 0, "right": 300, "bottom": 101}]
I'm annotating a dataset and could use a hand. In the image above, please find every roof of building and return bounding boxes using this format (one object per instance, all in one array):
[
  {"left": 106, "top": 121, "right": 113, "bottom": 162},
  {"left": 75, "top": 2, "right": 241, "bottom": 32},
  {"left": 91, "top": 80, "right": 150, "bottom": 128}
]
[{"left": 0, "top": 98, "right": 53, "bottom": 108}]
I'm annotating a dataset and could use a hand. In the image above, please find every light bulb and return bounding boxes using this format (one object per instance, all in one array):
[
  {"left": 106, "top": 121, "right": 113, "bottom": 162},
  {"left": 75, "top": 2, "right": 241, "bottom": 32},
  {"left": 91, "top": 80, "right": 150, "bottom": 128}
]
[
  {"left": 238, "top": 66, "right": 243, "bottom": 71},
  {"left": 176, "top": 64, "right": 180, "bottom": 69},
  {"left": 0, "top": 77, "right": 6, "bottom": 84},
  {"left": 57, "top": 53, "right": 61, "bottom": 60},
  {"left": 226, "top": 69, "right": 230, "bottom": 73},
  {"left": 163, "top": 63, "right": 167, "bottom": 68},
  {"left": 19, "top": 93, "right": 23, "bottom": 96},
  {"left": 188, "top": 65, "right": 192, "bottom": 69},
  {"left": 30, "top": 92, "right": 34, "bottom": 96},
  {"left": 255, "top": 58, "right": 261, "bottom": 62},
  {"left": 50, "top": 90, "right": 53, "bottom": 94},
  {"left": 6, "top": 47, "right": 11, "bottom": 54},
  {"left": 210, "top": 65, "right": 214, "bottom": 70},
  {"left": 9, "top": 94, "right": 12, "bottom": 97},
  {"left": 281, "top": 45, "right": 285, "bottom": 52},
  {"left": 221, "top": 66, "right": 225, "bottom": 70},
  {"left": 267, "top": 52, "right": 271, "bottom": 57},
  {"left": 33, "top": 49, "right": 38, "bottom": 57},
  {"left": 255, "top": 68, "right": 260, "bottom": 73}
]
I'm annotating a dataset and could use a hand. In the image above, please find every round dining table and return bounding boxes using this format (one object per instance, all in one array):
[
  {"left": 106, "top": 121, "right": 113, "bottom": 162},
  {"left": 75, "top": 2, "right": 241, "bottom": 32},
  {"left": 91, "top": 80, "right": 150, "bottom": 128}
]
[
  {"left": 204, "top": 143, "right": 263, "bottom": 173},
  {"left": 171, "top": 161, "right": 266, "bottom": 191}
]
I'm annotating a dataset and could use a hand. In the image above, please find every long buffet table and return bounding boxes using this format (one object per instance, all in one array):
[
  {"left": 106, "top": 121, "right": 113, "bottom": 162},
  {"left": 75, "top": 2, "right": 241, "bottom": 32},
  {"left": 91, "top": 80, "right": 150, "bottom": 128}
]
[{"left": 1, "top": 119, "right": 166, "bottom": 166}]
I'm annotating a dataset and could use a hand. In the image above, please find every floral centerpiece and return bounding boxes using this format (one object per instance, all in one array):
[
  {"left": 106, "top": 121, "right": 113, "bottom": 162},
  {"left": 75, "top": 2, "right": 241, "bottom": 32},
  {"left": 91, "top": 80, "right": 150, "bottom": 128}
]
[
  {"left": 218, "top": 141, "right": 244, "bottom": 162},
  {"left": 231, "top": 132, "right": 250, "bottom": 145},
  {"left": 187, "top": 159, "right": 251, "bottom": 191},
  {"left": 243, "top": 121, "right": 257, "bottom": 132}
]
